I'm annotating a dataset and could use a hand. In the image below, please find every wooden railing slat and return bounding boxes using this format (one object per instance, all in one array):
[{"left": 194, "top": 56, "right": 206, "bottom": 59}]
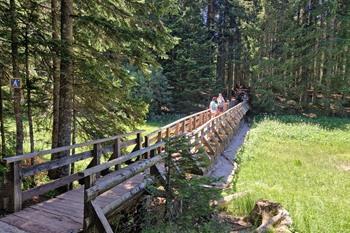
[
  {"left": 22, "top": 150, "right": 92, "bottom": 177},
  {"left": 85, "top": 154, "right": 164, "bottom": 202},
  {"left": 79, "top": 142, "right": 165, "bottom": 178},
  {"left": 91, "top": 201, "right": 114, "bottom": 233},
  {"left": 102, "top": 177, "right": 154, "bottom": 216},
  {"left": 22, "top": 173, "right": 83, "bottom": 201},
  {"left": 4, "top": 130, "right": 144, "bottom": 164}
]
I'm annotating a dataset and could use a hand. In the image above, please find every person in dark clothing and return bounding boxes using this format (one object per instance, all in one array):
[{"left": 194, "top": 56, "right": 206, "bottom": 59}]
[{"left": 229, "top": 97, "right": 238, "bottom": 108}]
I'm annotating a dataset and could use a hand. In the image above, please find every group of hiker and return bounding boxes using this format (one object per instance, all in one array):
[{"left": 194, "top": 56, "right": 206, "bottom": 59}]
[{"left": 209, "top": 91, "right": 248, "bottom": 118}]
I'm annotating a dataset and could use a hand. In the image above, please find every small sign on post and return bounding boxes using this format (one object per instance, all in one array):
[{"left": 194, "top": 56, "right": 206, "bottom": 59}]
[{"left": 10, "top": 79, "right": 21, "bottom": 89}]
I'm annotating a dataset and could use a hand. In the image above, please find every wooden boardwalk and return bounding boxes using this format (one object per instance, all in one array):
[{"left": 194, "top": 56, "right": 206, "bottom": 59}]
[
  {"left": 0, "top": 174, "right": 144, "bottom": 233},
  {"left": 0, "top": 102, "right": 249, "bottom": 233}
]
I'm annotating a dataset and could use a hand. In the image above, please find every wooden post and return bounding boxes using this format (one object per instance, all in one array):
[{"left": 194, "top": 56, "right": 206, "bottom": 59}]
[
  {"left": 136, "top": 132, "right": 143, "bottom": 161},
  {"left": 144, "top": 136, "right": 150, "bottom": 159},
  {"left": 157, "top": 131, "right": 162, "bottom": 153},
  {"left": 175, "top": 123, "right": 179, "bottom": 136},
  {"left": 8, "top": 161, "right": 22, "bottom": 212},
  {"left": 150, "top": 149, "right": 157, "bottom": 176},
  {"left": 192, "top": 117, "right": 196, "bottom": 130},
  {"left": 166, "top": 128, "right": 170, "bottom": 138},
  {"left": 136, "top": 132, "right": 142, "bottom": 150},
  {"left": 182, "top": 121, "right": 186, "bottom": 133},
  {"left": 113, "top": 138, "right": 121, "bottom": 171},
  {"left": 92, "top": 143, "right": 102, "bottom": 178},
  {"left": 83, "top": 174, "right": 97, "bottom": 232}
]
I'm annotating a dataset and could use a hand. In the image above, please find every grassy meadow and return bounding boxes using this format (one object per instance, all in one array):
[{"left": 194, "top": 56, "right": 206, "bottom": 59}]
[{"left": 227, "top": 115, "right": 350, "bottom": 233}]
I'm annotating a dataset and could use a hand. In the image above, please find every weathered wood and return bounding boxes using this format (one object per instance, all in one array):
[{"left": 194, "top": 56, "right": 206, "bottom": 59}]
[
  {"left": 166, "top": 128, "right": 170, "bottom": 138},
  {"left": 136, "top": 132, "right": 142, "bottom": 150},
  {"left": 4, "top": 130, "right": 144, "bottom": 164},
  {"left": 79, "top": 142, "right": 165, "bottom": 178},
  {"left": 220, "top": 121, "right": 230, "bottom": 136},
  {"left": 144, "top": 136, "right": 150, "bottom": 159},
  {"left": 22, "top": 173, "right": 83, "bottom": 201},
  {"left": 212, "top": 125, "right": 224, "bottom": 142},
  {"left": 113, "top": 138, "right": 121, "bottom": 171},
  {"left": 102, "top": 177, "right": 154, "bottom": 216},
  {"left": 91, "top": 201, "right": 114, "bottom": 233},
  {"left": 22, "top": 150, "right": 92, "bottom": 177},
  {"left": 8, "top": 161, "right": 22, "bottom": 212},
  {"left": 175, "top": 123, "right": 179, "bottom": 135},
  {"left": 85, "top": 154, "right": 165, "bottom": 202},
  {"left": 121, "top": 138, "right": 137, "bottom": 148},
  {"left": 224, "top": 117, "right": 235, "bottom": 131},
  {"left": 202, "top": 137, "right": 215, "bottom": 156}
]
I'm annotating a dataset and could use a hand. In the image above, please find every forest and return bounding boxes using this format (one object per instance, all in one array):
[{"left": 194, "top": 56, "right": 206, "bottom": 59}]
[
  {"left": 0, "top": 1, "right": 349, "bottom": 233},
  {"left": 0, "top": 0, "right": 349, "bottom": 158}
]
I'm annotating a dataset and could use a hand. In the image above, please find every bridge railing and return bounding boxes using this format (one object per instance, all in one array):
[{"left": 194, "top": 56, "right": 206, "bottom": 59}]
[
  {"left": 145, "top": 109, "right": 211, "bottom": 147},
  {"left": 81, "top": 102, "right": 250, "bottom": 231},
  {"left": 189, "top": 102, "right": 249, "bottom": 173},
  {"left": 2, "top": 130, "right": 145, "bottom": 212},
  {"left": 81, "top": 142, "right": 166, "bottom": 233}
]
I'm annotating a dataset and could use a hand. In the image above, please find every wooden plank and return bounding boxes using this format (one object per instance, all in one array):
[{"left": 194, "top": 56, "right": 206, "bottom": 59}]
[
  {"left": 121, "top": 138, "right": 137, "bottom": 148},
  {"left": 212, "top": 126, "right": 223, "bottom": 142},
  {"left": 31, "top": 197, "right": 83, "bottom": 220},
  {"left": 79, "top": 142, "right": 164, "bottom": 177},
  {"left": 91, "top": 201, "right": 113, "bottom": 233},
  {"left": 22, "top": 173, "right": 83, "bottom": 201},
  {"left": 0, "top": 221, "right": 28, "bottom": 233},
  {"left": 3, "top": 207, "right": 82, "bottom": 233},
  {"left": 202, "top": 137, "right": 215, "bottom": 156},
  {"left": 30, "top": 204, "right": 82, "bottom": 224},
  {"left": 224, "top": 117, "right": 235, "bottom": 130},
  {"left": 102, "top": 178, "right": 154, "bottom": 216},
  {"left": 1, "top": 214, "right": 60, "bottom": 233},
  {"left": 219, "top": 121, "right": 230, "bottom": 136},
  {"left": 85, "top": 154, "right": 164, "bottom": 202},
  {"left": 22, "top": 150, "right": 92, "bottom": 177},
  {"left": 5, "top": 130, "right": 144, "bottom": 164},
  {"left": 55, "top": 188, "right": 84, "bottom": 203}
]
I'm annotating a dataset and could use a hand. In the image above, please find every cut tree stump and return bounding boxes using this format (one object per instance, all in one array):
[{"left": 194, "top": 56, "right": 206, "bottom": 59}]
[{"left": 248, "top": 200, "right": 292, "bottom": 233}]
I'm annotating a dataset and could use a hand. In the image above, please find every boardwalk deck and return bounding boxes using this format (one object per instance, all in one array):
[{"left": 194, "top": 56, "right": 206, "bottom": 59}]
[{"left": 0, "top": 174, "right": 144, "bottom": 233}]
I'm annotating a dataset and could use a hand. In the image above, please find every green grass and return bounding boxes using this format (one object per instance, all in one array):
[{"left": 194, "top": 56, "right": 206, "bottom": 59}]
[{"left": 227, "top": 115, "right": 350, "bottom": 233}]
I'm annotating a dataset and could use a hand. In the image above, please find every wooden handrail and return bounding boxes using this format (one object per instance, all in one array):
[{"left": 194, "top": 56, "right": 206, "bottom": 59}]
[
  {"left": 85, "top": 154, "right": 164, "bottom": 202},
  {"left": 146, "top": 109, "right": 210, "bottom": 138},
  {"left": 4, "top": 130, "right": 144, "bottom": 164},
  {"left": 192, "top": 102, "right": 245, "bottom": 135},
  {"left": 79, "top": 142, "right": 165, "bottom": 178}
]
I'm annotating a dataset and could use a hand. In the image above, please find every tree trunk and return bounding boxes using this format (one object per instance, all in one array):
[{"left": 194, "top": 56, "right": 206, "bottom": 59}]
[
  {"left": 51, "top": 0, "right": 60, "bottom": 150},
  {"left": 10, "top": 0, "right": 24, "bottom": 156},
  {"left": 25, "top": 25, "right": 35, "bottom": 155},
  {"left": 216, "top": 3, "right": 226, "bottom": 90},
  {"left": 207, "top": 0, "right": 215, "bottom": 29},
  {"left": 51, "top": 0, "right": 73, "bottom": 179},
  {"left": 0, "top": 66, "right": 5, "bottom": 158}
]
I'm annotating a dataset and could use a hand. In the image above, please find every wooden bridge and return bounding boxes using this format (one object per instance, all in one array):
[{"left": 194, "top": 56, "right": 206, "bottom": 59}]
[{"left": 0, "top": 102, "right": 249, "bottom": 233}]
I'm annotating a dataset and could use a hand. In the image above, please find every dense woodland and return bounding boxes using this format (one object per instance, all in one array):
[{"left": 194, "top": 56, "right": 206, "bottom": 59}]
[{"left": 0, "top": 0, "right": 349, "bottom": 160}]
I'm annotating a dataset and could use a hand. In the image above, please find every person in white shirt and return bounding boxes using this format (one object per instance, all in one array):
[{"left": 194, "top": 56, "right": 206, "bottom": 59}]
[{"left": 209, "top": 97, "right": 218, "bottom": 118}]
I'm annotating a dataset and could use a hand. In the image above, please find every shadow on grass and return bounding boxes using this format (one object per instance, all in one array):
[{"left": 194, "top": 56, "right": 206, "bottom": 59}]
[{"left": 253, "top": 114, "right": 350, "bottom": 131}]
